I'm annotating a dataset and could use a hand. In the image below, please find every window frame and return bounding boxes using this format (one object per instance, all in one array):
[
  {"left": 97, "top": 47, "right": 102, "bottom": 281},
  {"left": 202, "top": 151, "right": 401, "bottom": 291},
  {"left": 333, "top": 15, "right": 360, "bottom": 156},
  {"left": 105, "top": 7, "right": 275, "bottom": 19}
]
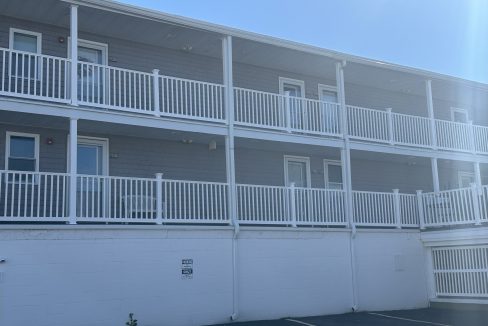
[
  {"left": 323, "top": 159, "right": 343, "bottom": 190},
  {"left": 284, "top": 155, "right": 311, "bottom": 188},
  {"left": 5, "top": 131, "right": 40, "bottom": 173},
  {"left": 458, "top": 171, "right": 475, "bottom": 188},
  {"left": 450, "top": 107, "right": 469, "bottom": 123},
  {"left": 67, "top": 38, "right": 109, "bottom": 66},
  {"left": 318, "top": 84, "right": 338, "bottom": 103},
  {"left": 9, "top": 28, "right": 42, "bottom": 54},
  {"left": 279, "top": 77, "right": 305, "bottom": 97}
]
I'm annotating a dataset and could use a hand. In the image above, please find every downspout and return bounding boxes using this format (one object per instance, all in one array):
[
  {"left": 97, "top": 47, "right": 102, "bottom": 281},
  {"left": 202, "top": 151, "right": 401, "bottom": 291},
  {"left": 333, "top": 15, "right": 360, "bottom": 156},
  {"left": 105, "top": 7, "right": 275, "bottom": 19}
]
[
  {"left": 222, "top": 35, "right": 240, "bottom": 321},
  {"left": 337, "top": 61, "right": 359, "bottom": 311}
]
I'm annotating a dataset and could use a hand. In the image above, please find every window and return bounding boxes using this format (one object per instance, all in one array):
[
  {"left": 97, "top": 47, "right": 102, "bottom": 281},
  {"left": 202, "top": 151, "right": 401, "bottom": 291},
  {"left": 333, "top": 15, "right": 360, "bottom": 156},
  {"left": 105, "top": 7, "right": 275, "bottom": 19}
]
[
  {"left": 324, "top": 160, "right": 343, "bottom": 190},
  {"left": 458, "top": 171, "right": 475, "bottom": 188},
  {"left": 6, "top": 132, "right": 39, "bottom": 172},
  {"left": 284, "top": 156, "right": 310, "bottom": 188},
  {"left": 318, "top": 84, "right": 338, "bottom": 103},
  {"left": 9, "top": 28, "right": 42, "bottom": 79},
  {"left": 450, "top": 107, "right": 469, "bottom": 123},
  {"left": 279, "top": 77, "right": 305, "bottom": 97}
]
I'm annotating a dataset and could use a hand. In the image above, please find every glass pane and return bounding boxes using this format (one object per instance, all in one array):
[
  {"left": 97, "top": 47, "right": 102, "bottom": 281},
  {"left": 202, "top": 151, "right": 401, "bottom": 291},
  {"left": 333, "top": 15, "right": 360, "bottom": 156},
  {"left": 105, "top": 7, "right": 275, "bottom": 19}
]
[
  {"left": 328, "top": 165, "right": 343, "bottom": 183},
  {"left": 13, "top": 33, "right": 38, "bottom": 53},
  {"left": 78, "top": 46, "right": 103, "bottom": 64},
  {"left": 283, "top": 83, "right": 302, "bottom": 97},
  {"left": 10, "top": 136, "right": 35, "bottom": 158},
  {"left": 321, "top": 90, "right": 338, "bottom": 103},
  {"left": 77, "top": 145, "right": 98, "bottom": 175},
  {"left": 453, "top": 111, "right": 467, "bottom": 123},
  {"left": 8, "top": 158, "right": 35, "bottom": 171},
  {"left": 288, "top": 161, "right": 307, "bottom": 187}
]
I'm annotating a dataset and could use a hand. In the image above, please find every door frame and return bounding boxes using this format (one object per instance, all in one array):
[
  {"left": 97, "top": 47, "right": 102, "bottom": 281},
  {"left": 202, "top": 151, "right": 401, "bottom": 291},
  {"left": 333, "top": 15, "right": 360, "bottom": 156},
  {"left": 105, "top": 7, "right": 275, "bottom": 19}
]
[
  {"left": 67, "top": 38, "right": 109, "bottom": 65},
  {"left": 318, "top": 84, "right": 338, "bottom": 103},
  {"left": 66, "top": 135, "right": 109, "bottom": 176},
  {"left": 284, "top": 155, "right": 311, "bottom": 188}
]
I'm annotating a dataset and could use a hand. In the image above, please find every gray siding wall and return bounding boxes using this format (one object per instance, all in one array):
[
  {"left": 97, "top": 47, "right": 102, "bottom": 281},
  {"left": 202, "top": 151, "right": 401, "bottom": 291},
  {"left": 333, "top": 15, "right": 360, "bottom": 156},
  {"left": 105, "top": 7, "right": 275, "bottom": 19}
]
[
  {"left": 0, "top": 123, "right": 478, "bottom": 193},
  {"left": 2, "top": 16, "right": 481, "bottom": 126},
  {"left": 0, "top": 15, "right": 223, "bottom": 84}
]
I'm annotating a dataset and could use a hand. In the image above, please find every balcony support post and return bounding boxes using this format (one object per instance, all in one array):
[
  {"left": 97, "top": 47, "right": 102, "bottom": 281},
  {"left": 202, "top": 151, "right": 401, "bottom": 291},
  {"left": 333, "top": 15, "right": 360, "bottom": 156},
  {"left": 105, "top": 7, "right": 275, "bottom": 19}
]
[
  {"left": 68, "top": 117, "right": 78, "bottom": 224},
  {"left": 474, "top": 161, "right": 482, "bottom": 191},
  {"left": 223, "top": 34, "right": 239, "bottom": 322},
  {"left": 470, "top": 183, "right": 482, "bottom": 226},
  {"left": 417, "top": 190, "right": 426, "bottom": 229},
  {"left": 431, "top": 157, "right": 440, "bottom": 193},
  {"left": 289, "top": 182, "right": 297, "bottom": 227},
  {"left": 284, "top": 91, "right": 292, "bottom": 132},
  {"left": 70, "top": 5, "right": 78, "bottom": 106},
  {"left": 468, "top": 120, "right": 476, "bottom": 154},
  {"left": 425, "top": 79, "right": 437, "bottom": 149},
  {"left": 393, "top": 189, "right": 401, "bottom": 229},
  {"left": 386, "top": 108, "right": 394, "bottom": 145},
  {"left": 155, "top": 173, "right": 163, "bottom": 225},
  {"left": 152, "top": 69, "right": 161, "bottom": 117}
]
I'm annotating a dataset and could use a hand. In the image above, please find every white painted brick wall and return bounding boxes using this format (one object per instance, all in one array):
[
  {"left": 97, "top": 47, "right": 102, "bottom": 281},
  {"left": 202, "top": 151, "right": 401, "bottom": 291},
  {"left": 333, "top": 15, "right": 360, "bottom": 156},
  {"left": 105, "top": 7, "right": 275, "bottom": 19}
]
[{"left": 0, "top": 227, "right": 428, "bottom": 326}]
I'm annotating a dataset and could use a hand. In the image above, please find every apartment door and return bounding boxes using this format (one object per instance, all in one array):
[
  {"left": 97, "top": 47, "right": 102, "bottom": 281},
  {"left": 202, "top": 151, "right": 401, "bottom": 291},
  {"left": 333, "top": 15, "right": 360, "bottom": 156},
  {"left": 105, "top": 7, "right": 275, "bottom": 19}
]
[
  {"left": 76, "top": 137, "right": 109, "bottom": 218},
  {"left": 319, "top": 85, "right": 339, "bottom": 133},
  {"left": 76, "top": 40, "right": 108, "bottom": 103},
  {"left": 285, "top": 156, "right": 310, "bottom": 188},
  {"left": 280, "top": 78, "right": 305, "bottom": 129}
]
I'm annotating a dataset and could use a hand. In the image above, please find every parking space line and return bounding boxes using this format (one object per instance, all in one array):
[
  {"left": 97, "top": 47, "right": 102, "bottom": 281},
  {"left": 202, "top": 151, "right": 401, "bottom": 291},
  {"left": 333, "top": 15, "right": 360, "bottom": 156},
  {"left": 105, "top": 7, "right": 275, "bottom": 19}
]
[
  {"left": 368, "top": 312, "right": 452, "bottom": 326},
  {"left": 285, "top": 318, "right": 316, "bottom": 326}
]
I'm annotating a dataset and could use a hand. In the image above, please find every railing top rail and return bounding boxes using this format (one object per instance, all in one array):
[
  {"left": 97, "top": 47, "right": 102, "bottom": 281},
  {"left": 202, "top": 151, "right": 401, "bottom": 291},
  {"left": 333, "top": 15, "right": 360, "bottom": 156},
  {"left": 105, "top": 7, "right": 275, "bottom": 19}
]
[
  {"left": 78, "top": 60, "right": 154, "bottom": 76},
  {"left": 234, "top": 87, "right": 340, "bottom": 106},
  {"left": 391, "top": 111, "right": 431, "bottom": 121},
  {"left": 0, "top": 47, "right": 71, "bottom": 61},
  {"left": 346, "top": 104, "right": 389, "bottom": 113},
  {"left": 352, "top": 190, "right": 397, "bottom": 195},
  {"left": 435, "top": 118, "right": 472, "bottom": 128},
  {"left": 159, "top": 74, "right": 225, "bottom": 88},
  {"left": 162, "top": 178, "right": 228, "bottom": 186},
  {"left": 422, "top": 186, "right": 473, "bottom": 196},
  {"left": 77, "top": 174, "right": 156, "bottom": 182},
  {"left": 0, "top": 170, "right": 70, "bottom": 176}
]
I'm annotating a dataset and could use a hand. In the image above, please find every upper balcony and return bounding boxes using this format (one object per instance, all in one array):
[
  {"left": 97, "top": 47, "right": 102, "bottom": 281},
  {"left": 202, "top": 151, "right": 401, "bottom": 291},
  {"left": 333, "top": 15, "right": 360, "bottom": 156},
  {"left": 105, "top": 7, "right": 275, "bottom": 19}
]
[{"left": 1, "top": 0, "right": 488, "bottom": 159}]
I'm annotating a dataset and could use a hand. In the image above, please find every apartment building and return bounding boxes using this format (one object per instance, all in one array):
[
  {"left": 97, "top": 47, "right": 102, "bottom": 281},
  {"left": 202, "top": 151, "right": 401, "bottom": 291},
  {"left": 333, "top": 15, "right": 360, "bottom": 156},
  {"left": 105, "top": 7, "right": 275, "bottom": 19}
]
[{"left": 0, "top": 0, "right": 487, "bottom": 325}]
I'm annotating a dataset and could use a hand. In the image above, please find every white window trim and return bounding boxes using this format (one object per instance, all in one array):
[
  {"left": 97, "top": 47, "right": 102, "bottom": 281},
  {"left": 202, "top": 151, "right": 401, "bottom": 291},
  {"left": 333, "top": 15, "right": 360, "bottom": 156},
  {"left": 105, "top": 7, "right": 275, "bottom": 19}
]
[
  {"left": 318, "top": 84, "right": 338, "bottom": 103},
  {"left": 67, "top": 38, "right": 109, "bottom": 66},
  {"left": 284, "top": 155, "right": 311, "bottom": 188},
  {"left": 450, "top": 107, "right": 469, "bottom": 123},
  {"left": 66, "top": 135, "right": 109, "bottom": 176},
  {"left": 9, "top": 28, "right": 42, "bottom": 53},
  {"left": 323, "top": 159, "right": 343, "bottom": 189},
  {"left": 5, "top": 131, "right": 40, "bottom": 172},
  {"left": 279, "top": 77, "right": 305, "bottom": 97},
  {"left": 458, "top": 171, "right": 475, "bottom": 188}
]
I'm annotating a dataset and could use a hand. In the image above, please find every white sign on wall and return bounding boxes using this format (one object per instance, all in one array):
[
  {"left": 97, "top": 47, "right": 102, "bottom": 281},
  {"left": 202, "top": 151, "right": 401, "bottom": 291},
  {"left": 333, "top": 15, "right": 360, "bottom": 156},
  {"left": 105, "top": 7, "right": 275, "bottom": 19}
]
[{"left": 181, "top": 258, "right": 193, "bottom": 279}]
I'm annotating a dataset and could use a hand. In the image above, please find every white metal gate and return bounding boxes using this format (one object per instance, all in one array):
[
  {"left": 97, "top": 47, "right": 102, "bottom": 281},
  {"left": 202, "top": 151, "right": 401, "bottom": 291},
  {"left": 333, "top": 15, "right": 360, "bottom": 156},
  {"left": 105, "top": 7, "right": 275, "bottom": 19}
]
[{"left": 432, "top": 246, "right": 488, "bottom": 298}]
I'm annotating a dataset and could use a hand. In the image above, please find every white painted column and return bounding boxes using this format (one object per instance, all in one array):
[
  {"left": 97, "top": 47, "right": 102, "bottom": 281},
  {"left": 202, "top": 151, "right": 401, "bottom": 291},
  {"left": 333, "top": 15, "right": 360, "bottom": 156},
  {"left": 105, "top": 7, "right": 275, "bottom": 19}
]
[
  {"left": 68, "top": 118, "right": 78, "bottom": 224},
  {"left": 222, "top": 35, "right": 239, "bottom": 322},
  {"left": 424, "top": 247, "right": 437, "bottom": 300},
  {"left": 431, "top": 157, "right": 440, "bottom": 193},
  {"left": 474, "top": 161, "right": 482, "bottom": 189},
  {"left": 336, "top": 61, "right": 358, "bottom": 312},
  {"left": 70, "top": 5, "right": 78, "bottom": 106},
  {"left": 425, "top": 79, "right": 436, "bottom": 149}
]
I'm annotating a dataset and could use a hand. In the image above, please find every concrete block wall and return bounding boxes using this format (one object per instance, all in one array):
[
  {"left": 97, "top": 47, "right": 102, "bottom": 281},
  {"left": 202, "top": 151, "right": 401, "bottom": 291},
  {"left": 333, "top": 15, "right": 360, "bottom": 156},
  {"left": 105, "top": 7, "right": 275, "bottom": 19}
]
[{"left": 0, "top": 227, "right": 428, "bottom": 326}]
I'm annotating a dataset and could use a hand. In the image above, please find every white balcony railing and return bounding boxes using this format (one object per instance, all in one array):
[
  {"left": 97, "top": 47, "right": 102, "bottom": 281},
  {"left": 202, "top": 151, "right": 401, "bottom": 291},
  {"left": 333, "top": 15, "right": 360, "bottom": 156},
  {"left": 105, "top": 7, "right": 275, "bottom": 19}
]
[
  {"left": 2, "top": 48, "right": 488, "bottom": 156},
  {"left": 0, "top": 170, "right": 487, "bottom": 229},
  {"left": 234, "top": 87, "right": 342, "bottom": 136},
  {"left": 0, "top": 48, "right": 70, "bottom": 103}
]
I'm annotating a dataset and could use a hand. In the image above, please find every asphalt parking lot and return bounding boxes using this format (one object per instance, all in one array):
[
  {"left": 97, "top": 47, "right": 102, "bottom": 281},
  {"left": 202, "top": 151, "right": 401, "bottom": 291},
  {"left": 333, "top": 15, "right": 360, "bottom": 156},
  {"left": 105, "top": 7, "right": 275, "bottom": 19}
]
[{"left": 213, "top": 307, "right": 488, "bottom": 326}]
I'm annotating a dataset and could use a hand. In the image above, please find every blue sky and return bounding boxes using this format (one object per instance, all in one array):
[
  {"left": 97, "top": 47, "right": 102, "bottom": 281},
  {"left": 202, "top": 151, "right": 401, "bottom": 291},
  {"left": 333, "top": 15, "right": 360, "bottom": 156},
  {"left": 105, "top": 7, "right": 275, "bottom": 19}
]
[{"left": 120, "top": 0, "right": 488, "bottom": 83}]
